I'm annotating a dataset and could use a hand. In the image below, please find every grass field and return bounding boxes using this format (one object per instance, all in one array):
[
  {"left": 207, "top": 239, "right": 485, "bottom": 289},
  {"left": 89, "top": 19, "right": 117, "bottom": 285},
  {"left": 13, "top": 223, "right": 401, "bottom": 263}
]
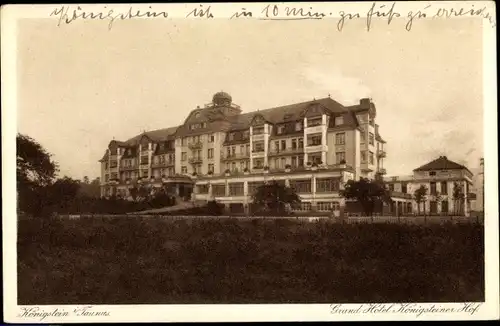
[{"left": 18, "top": 217, "right": 484, "bottom": 304}]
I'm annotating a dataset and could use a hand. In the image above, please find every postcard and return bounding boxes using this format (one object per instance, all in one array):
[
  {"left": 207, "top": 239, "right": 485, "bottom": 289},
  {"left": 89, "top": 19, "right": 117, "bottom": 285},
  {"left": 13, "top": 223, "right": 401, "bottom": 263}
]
[{"left": 2, "top": 1, "right": 498, "bottom": 323}]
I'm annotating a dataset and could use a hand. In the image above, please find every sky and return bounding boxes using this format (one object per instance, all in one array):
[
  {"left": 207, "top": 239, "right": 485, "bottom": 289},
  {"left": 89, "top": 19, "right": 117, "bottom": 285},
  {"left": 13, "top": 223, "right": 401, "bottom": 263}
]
[{"left": 17, "top": 16, "right": 484, "bottom": 180}]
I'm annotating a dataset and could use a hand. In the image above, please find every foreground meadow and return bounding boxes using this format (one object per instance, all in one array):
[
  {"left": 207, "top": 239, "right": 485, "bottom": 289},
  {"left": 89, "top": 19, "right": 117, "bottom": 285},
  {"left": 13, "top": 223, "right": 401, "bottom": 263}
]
[{"left": 18, "top": 217, "right": 484, "bottom": 304}]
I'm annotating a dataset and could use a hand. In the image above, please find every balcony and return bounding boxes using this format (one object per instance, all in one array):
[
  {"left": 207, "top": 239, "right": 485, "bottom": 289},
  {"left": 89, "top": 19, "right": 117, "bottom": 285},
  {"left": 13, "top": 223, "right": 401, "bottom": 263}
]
[
  {"left": 188, "top": 157, "right": 203, "bottom": 164},
  {"left": 268, "top": 147, "right": 304, "bottom": 156},
  {"left": 221, "top": 152, "right": 250, "bottom": 161},
  {"left": 188, "top": 142, "right": 203, "bottom": 150},
  {"left": 120, "top": 165, "right": 137, "bottom": 171},
  {"left": 151, "top": 161, "right": 175, "bottom": 168},
  {"left": 378, "top": 168, "right": 387, "bottom": 175},
  {"left": 377, "top": 150, "right": 386, "bottom": 158}
]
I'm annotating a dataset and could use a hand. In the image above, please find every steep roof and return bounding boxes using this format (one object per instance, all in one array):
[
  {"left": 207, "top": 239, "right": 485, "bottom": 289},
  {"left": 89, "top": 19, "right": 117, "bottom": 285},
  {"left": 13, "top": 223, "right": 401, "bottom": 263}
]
[
  {"left": 227, "top": 97, "right": 350, "bottom": 130},
  {"left": 125, "top": 126, "right": 179, "bottom": 145},
  {"left": 413, "top": 156, "right": 470, "bottom": 173}
]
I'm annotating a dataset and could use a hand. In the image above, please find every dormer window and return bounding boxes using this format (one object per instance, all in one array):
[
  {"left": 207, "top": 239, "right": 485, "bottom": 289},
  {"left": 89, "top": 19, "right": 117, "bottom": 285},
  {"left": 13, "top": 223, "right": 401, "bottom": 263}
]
[
  {"left": 277, "top": 125, "right": 285, "bottom": 135},
  {"left": 429, "top": 171, "right": 436, "bottom": 176},
  {"left": 127, "top": 149, "right": 131, "bottom": 155},
  {"left": 295, "top": 122, "right": 302, "bottom": 131},
  {"left": 308, "top": 117, "right": 322, "bottom": 127},
  {"left": 335, "top": 116, "right": 344, "bottom": 126}
]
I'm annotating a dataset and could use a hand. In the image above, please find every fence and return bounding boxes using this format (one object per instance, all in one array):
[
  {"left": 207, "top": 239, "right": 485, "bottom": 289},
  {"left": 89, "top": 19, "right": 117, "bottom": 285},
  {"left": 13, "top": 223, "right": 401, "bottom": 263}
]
[{"left": 57, "top": 214, "right": 484, "bottom": 225}]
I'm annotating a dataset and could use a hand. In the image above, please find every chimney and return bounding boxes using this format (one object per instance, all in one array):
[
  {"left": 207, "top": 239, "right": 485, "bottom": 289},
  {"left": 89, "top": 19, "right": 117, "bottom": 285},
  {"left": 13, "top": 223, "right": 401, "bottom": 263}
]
[{"left": 360, "top": 98, "right": 371, "bottom": 108}]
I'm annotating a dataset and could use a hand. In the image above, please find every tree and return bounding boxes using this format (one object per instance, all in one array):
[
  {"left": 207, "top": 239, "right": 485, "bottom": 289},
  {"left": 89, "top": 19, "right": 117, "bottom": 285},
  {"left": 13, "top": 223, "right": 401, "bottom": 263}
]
[
  {"left": 252, "top": 180, "right": 301, "bottom": 215},
  {"left": 453, "top": 182, "right": 465, "bottom": 215},
  {"left": 17, "top": 134, "right": 58, "bottom": 188},
  {"left": 414, "top": 185, "right": 428, "bottom": 215},
  {"left": 78, "top": 177, "right": 101, "bottom": 198},
  {"left": 340, "top": 177, "right": 393, "bottom": 217},
  {"left": 83, "top": 176, "right": 90, "bottom": 184},
  {"left": 433, "top": 191, "right": 443, "bottom": 215},
  {"left": 17, "top": 134, "right": 59, "bottom": 216}
]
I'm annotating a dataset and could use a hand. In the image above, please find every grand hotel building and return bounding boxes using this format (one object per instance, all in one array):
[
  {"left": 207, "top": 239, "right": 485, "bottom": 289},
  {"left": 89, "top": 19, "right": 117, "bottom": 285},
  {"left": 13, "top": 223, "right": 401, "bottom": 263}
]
[{"left": 99, "top": 92, "right": 390, "bottom": 215}]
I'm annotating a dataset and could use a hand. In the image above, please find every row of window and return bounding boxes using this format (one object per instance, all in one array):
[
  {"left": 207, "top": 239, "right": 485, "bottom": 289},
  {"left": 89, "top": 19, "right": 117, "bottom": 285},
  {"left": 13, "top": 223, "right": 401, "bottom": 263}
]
[
  {"left": 196, "top": 178, "right": 340, "bottom": 197},
  {"left": 189, "top": 122, "right": 207, "bottom": 130}
]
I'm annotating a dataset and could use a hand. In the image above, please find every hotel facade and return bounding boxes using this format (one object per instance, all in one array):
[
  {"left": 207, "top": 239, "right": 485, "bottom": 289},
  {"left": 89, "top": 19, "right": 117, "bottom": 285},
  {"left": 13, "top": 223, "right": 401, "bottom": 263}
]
[
  {"left": 99, "top": 92, "right": 388, "bottom": 215},
  {"left": 98, "top": 92, "right": 476, "bottom": 216}
]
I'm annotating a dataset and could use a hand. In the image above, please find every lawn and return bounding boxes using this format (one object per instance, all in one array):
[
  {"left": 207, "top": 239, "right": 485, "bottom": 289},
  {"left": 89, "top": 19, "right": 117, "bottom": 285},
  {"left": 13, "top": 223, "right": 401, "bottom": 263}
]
[{"left": 18, "top": 217, "right": 484, "bottom": 304}]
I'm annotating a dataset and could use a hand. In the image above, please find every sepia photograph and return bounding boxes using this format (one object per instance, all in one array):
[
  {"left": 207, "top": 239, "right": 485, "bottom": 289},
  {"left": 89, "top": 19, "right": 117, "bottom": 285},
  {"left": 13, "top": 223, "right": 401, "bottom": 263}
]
[{"left": 2, "top": 1, "right": 498, "bottom": 323}]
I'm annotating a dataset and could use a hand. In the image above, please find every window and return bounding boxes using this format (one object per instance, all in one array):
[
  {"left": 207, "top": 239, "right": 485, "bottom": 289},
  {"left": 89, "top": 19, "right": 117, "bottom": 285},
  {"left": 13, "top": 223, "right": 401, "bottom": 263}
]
[
  {"left": 208, "top": 164, "right": 214, "bottom": 173},
  {"left": 229, "top": 133, "right": 235, "bottom": 141},
  {"left": 295, "top": 122, "right": 303, "bottom": 131},
  {"left": 196, "top": 184, "right": 209, "bottom": 194},
  {"left": 253, "top": 141, "right": 265, "bottom": 152},
  {"left": 441, "top": 200, "right": 449, "bottom": 214},
  {"left": 274, "top": 141, "right": 280, "bottom": 152},
  {"left": 226, "top": 147, "right": 231, "bottom": 157},
  {"left": 336, "top": 152, "right": 346, "bottom": 164},
  {"left": 430, "top": 201, "right": 437, "bottom": 214},
  {"left": 298, "top": 138, "right": 304, "bottom": 148},
  {"left": 182, "top": 138, "right": 187, "bottom": 146},
  {"left": 335, "top": 116, "right": 344, "bottom": 126},
  {"left": 273, "top": 158, "right": 279, "bottom": 169},
  {"left": 253, "top": 127, "right": 264, "bottom": 135},
  {"left": 212, "top": 184, "right": 226, "bottom": 197},
  {"left": 369, "top": 151, "right": 374, "bottom": 165},
  {"left": 207, "top": 148, "right": 214, "bottom": 159},
  {"left": 429, "top": 171, "right": 436, "bottom": 176},
  {"left": 441, "top": 181, "right": 447, "bottom": 195},
  {"left": 292, "top": 139, "right": 297, "bottom": 149},
  {"left": 246, "top": 144, "right": 250, "bottom": 155},
  {"left": 181, "top": 166, "right": 187, "bottom": 174},
  {"left": 308, "top": 135, "right": 322, "bottom": 146},
  {"left": 243, "top": 131, "right": 250, "bottom": 139},
  {"left": 369, "top": 133, "right": 375, "bottom": 145},
  {"left": 281, "top": 140, "right": 286, "bottom": 150},
  {"left": 231, "top": 146, "right": 236, "bottom": 156},
  {"left": 335, "top": 133, "right": 345, "bottom": 145},
  {"left": 430, "top": 182, "right": 437, "bottom": 195},
  {"left": 402, "top": 182, "right": 408, "bottom": 194},
  {"left": 307, "top": 118, "right": 322, "bottom": 127},
  {"left": 231, "top": 162, "right": 236, "bottom": 171},
  {"left": 316, "top": 178, "right": 340, "bottom": 193},
  {"left": 141, "top": 143, "right": 149, "bottom": 151},
  {"left": 208, "top": 134, "right": 215, "bottom": 143},
  {"left": 281, "top": 157, "right": 286, "bottom": 168},
  {"left": 181, "top": 152, "right": 187, "bottom": 161},
  {"left": 140, "top": 157, "right": 148, "bottom": 165},
  {"left": 310, "top": 154, "right": 322, "bottom": 164},
  {"left": 298, "top": 156, "right": 304, "bottom": 167},
  {"left": 248, "top": 182, "right": 265, "bottom": 195},
  {"left": 361, "top": 151, "right": 367, "bottom": 163},
  {"left": 291, "top": 156, "right": 297, "bottom": 167},
  {"left": 360, "top": 132, "right": 366, "bottom": 143},
  {"left": 239, "top": 145, "right": 244, "bottom": 155},
  {"left": 389, "top": 183, "right": 395, "bottom": 191},
  {"left": 240, "top": 161, "right": 245, "bottom": 171},
  {"left": 253, "top": 158, "right": 264, "bottom": 168},
  {"left": 105, "top": 174, "right": 109, "bottom": 182},
  {"left": 229, "top": 183, "right": 244, "bottom": 196},
  {"left": 290, "top": 179, "right": 312, "bottom": 193},
  {"left": 277, "top": 125, "right": 285, "bottom": 134},
  {"left": 141, "top": 170, "right": 148, "bottom": 178}
]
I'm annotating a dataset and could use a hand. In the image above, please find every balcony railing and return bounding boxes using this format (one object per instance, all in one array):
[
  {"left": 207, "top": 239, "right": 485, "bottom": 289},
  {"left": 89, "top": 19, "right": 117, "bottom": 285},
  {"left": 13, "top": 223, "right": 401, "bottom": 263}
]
[
  {"left": 378, "top": 168, "right": 387, "bottom": 175},
  {"left": 378, "top": 150, "right": 386, "bottom": 158},
  {"left": 252, "top": 148, "right": 265, "bottom": 153},
  {"left": 268, "top": 147, "right": 303, "bottom": 156},
  {"left": 120, "top": 165, "right": 137, "bottom": 171},
  {"left": 151, "top": 161, "right": 175, "bottom": 168},
  {"left": 188, "top": 157, "right": 203, "bottom": 164},
  {"left": 221, "top": 152, "right": 250, "bottom": 160},
  {"left": 188, "top": 142, "right": 203, "bottom": 150}
]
